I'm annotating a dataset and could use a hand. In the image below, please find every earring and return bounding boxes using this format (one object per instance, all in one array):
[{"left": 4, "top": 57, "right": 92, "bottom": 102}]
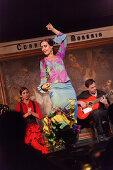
[{"left": 50, "top": 48, "right": 53, "bottom": 52}]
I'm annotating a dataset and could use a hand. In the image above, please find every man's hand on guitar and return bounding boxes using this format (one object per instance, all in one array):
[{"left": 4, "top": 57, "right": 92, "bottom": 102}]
[
  {"left": 100, "top": 95, "right": 107, "bottom": 104},
  {"left": 100, "top": 95, "right": 109, "bottom": 108},
  {"left": 77, "top": 101, "right": 87, "bottom": 108}
]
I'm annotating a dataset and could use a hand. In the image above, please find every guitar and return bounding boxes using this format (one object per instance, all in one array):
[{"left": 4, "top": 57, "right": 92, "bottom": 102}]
[{"left": 77, "top": 91, "right": 113, "bottom": 120}]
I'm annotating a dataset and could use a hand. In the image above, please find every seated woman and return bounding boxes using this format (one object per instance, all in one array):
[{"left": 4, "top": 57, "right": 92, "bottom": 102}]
[{"left": 16, "top": 87, "right": 48, "bottom": 154}]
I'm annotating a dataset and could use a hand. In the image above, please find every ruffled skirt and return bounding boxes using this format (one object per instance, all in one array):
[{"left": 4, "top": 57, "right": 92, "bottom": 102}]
[
  {"left": 25, "top": 124, "right": 48, "bottom": 154},
  {"left": 49, "top": 81, "right": 78, "bottom": 119},
  {"left": 43, "top": 81, "right": 79, "bottom": 148}
]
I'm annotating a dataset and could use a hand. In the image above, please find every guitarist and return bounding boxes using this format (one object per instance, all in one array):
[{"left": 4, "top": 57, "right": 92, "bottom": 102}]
[{"left": 77, "top": 79, "right": 110, "bottom": 140}]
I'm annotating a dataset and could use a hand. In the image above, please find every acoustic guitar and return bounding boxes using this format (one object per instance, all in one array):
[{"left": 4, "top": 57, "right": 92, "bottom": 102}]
[{"left": 77, "top": 91, "right": 113, "bottom": 120}]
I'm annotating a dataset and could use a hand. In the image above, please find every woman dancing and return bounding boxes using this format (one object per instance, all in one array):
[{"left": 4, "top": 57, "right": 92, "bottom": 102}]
[
  {"left": 38, "top": 23, "right": 79, "bottom": 148},
  {"left": 16, "top": 87, "right": 48, "bottom": 154}
]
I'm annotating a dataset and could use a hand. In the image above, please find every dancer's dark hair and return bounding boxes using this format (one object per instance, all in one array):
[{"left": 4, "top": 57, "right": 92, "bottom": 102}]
[{"left": 40, "top": 38, "right": 55, "bottom": 46}]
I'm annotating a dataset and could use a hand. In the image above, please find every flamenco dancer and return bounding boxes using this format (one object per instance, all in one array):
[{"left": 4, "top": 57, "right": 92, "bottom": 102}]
[
  {"left": 38, "top": 23, "right": 80, "bottom": 148},
  {"left": 16, "top": 87, "right": 48, "bottom": 154}
]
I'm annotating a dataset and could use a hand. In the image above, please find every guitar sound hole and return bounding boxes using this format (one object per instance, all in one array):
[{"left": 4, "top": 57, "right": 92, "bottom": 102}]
[{"left": 88, "top": 102, "right": 93, "bottom": 106}]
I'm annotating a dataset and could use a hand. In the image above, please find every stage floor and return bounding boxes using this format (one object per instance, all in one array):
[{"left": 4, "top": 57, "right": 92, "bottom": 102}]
[{"left": 47, "top": 134, "right": 113, "bottom": 170}]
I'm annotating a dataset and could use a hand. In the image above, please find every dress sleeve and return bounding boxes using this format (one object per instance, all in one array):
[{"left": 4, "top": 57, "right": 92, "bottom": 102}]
[
  {"left": 35, "top": 101, "right": 43, "bottom": 120},
  {"left": 38, "top": 59, "right": 48, "bottom": 93},
  {"left": 16, "top": 103, "right": 20, "bottom": 112},
  {"left": 54, "top": 32, "right": 68, "bottom": 60}
]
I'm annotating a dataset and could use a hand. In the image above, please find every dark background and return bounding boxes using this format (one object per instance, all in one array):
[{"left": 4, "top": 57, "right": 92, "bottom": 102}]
[{"left": 0, "top": 0, "right": 113, "bottom": 43}]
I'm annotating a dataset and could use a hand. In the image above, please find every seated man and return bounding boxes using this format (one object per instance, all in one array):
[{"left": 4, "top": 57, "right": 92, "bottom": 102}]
[{"left": 77, "top": 79, "right": 111, "bottom": 141}]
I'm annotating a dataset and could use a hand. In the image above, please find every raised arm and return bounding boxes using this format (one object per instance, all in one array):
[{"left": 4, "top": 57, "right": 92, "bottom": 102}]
[
  {"left": 55, "top": 33, "right": 67, "bottom": 60},
  {"left": 46, "top": 23, "right": 60, "bottom": 35},
  {"left": 46, "top": 23, "right": 68, "bottom": 60}
]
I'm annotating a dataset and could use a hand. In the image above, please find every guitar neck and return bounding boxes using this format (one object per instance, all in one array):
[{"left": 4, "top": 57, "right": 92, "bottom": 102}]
[{"left": 93, "top": 98, "right": 100, "bottom": 105}]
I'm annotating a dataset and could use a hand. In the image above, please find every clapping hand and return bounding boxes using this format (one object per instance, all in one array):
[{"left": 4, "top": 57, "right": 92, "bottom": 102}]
[{"left": 27, "top": 107, "right": 32, "bottom": 115}]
